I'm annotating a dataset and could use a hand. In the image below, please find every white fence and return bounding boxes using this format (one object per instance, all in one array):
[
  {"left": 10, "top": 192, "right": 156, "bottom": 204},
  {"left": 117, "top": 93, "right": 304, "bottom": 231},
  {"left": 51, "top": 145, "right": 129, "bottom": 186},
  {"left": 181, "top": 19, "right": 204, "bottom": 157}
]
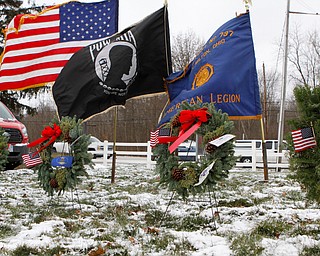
[
  {"left": 235, "top": 140, "right": 289, "bottom": 171},
  {"left": 93, "top": 141, "right": 289, "bottom": 170},
  {"left": 97, "top": 141, "right": 156, "bottom": 169}
]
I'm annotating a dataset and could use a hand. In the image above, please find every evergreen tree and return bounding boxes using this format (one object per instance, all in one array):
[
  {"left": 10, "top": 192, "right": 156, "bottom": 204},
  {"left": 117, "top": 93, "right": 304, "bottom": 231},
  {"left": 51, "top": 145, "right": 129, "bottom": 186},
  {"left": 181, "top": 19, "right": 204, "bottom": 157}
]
[
  {"left": 0, "top": 0, "right": 47, "bottom": 116},
  {"left": 287, "top": 85, "right": 320, "bottom": 204}
]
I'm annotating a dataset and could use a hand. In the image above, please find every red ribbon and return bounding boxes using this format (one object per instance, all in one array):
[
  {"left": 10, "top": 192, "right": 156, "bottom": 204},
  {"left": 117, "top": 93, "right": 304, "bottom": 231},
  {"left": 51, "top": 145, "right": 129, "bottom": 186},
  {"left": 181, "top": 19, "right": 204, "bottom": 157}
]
[
  {"left": 179, "top": 109, "right": 209, "bottom": 132},
  {"left": 28, "top": 123, "right": 62, "bottom": 153},
  {"left": 169, "top": 109, "right": 210, "bottom": 153}
]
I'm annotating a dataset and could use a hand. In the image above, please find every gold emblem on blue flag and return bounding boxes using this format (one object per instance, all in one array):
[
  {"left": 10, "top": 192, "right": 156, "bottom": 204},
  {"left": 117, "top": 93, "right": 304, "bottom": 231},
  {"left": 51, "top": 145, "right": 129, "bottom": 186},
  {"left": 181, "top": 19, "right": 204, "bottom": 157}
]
[{"left": 192, "top": 63, "right": 214, "bottom": 90}]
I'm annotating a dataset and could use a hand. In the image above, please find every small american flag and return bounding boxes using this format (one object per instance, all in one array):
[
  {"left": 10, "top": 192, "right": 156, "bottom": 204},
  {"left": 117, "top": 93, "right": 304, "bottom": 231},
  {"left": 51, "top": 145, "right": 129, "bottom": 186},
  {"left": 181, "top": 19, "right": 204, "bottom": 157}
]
[
  {"left": 150, "top": 127, "right": 172, "bottom": 147},
  {"left": 291, "top": 127, "right": 317, "bottom": 152},
  {"left": 22, "top": 152, "right": 43, "bottom": 168},
  {"left": 150, "top": 129, "right": 159, "bottom": 148},
  {"left": 0, "top": 0, "right": 118, "bottom": 90}
]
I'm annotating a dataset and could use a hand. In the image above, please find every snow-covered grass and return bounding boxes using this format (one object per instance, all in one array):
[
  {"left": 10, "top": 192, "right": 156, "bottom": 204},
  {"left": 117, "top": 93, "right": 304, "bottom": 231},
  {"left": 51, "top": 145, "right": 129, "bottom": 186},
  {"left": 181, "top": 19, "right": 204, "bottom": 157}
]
[{"left": 0, "top": 163, "right": 319, "bottom": 256}]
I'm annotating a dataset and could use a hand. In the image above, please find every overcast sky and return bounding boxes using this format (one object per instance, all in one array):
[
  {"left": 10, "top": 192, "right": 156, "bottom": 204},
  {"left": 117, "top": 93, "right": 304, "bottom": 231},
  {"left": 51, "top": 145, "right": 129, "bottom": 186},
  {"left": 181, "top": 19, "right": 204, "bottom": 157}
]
[{"left": 26, "top": 0, "right": 320, "bottom": 75}]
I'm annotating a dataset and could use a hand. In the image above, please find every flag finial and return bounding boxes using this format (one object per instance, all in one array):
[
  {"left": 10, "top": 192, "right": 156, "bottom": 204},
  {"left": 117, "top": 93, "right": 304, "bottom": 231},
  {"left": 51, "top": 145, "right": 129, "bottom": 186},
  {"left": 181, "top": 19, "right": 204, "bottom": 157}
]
[{"left": 243, "top": 0, "right": 252, "bottom": 11}]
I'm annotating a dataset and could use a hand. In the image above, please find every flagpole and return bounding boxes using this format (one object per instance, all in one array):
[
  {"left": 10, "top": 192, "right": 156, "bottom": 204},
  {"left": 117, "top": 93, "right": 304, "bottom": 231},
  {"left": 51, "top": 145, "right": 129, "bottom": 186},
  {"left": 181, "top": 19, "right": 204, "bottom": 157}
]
[
  {"left": 260, "top": 118, "right": 268, "bottom": 181},
  {"left": 164, "top": 0, "right": 171, "bottom": 75},
  {"left": 277, "top": 0, "right": 290, "bottom": 159},
  {"left": 263, "top": 63, "right": 268, "bottom": 138},
  {"left": 111, "top": 107, "right": 117, "bottom": 183},
  {"left": 310, "top": 122, "right": 317, "bottom": 146}
]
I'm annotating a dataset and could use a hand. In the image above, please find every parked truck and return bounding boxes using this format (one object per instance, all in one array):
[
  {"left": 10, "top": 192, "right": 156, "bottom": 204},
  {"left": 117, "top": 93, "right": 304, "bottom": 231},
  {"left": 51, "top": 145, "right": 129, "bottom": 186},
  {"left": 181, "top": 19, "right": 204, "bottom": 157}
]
[
  {"left": 234, "top": 140, "right": 289, "bottom": 163},
  {"left": 0, "top": 101, "right": 29, "bottom": 169}
]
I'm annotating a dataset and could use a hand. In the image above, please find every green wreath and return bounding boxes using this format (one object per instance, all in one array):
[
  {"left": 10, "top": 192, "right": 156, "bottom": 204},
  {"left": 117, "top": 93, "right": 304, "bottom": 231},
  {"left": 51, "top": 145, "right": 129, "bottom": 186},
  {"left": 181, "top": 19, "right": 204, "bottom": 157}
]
[
  {"left": 153, "top": 102, "right": 237, "bottom": 199},
  {"left": 34, "top": 116, "right": 93, "bottom": 196}
]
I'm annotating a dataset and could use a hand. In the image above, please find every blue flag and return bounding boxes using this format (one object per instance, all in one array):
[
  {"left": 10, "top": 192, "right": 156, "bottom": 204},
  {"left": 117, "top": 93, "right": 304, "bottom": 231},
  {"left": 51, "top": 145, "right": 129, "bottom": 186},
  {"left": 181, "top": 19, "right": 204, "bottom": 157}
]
[{"left": 159, "top": 13, "right": 261, "bottom": 126}]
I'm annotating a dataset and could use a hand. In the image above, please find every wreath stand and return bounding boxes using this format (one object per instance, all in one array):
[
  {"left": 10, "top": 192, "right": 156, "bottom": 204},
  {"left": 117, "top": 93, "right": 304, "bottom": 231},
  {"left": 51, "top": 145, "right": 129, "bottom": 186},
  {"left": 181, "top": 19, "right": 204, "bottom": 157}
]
[
  {"left": 152, "top": 102, "right": 236, "bottom": 233},
  {"left": 158, "top": 187, "right": 221, "bottom": 235},
  {"left": 157, "top": 139, "right": 221, "bottom": 233}
]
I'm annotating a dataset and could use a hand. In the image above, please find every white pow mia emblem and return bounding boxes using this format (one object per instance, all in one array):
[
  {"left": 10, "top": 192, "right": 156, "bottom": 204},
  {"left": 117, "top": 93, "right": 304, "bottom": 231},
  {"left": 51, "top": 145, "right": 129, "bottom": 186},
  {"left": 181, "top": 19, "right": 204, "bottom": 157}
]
[{"left": 95, "top": 41, "right": 137, "bottom": 96}]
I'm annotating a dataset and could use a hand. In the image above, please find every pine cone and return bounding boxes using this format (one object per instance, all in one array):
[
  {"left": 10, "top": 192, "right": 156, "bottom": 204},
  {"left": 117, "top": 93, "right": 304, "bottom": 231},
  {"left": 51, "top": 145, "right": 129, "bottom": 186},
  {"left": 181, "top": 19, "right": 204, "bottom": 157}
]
[
  {"left": 205, "top": 143, "right": 217, "bottom": 154},
  {"left": 171, "top": 115, "right": 181, "bottom": 127},
  {"left": 49, "top": 178, "right": 59, "bottom": 188},
  {"left": 171, "top": 167, "right": 185, "bottom": 181}
]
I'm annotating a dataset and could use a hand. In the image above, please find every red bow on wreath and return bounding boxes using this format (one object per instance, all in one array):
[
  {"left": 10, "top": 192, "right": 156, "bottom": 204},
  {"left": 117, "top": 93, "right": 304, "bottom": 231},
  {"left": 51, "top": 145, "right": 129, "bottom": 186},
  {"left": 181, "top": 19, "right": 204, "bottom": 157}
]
[
  {"left": 169, "top": 108, "right": 210, "bottom": 153},
  {"left": 179, "top": 109, "right": 209, "bottom": 132},
  {"left": 28, "top": 123, "right": 62, "bottom": 153}
]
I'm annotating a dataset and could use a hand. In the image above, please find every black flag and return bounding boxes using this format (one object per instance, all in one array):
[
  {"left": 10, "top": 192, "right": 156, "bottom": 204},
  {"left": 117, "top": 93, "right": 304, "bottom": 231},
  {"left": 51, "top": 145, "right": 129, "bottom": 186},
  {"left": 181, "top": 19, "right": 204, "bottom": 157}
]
[{"left": 53, "top": 6, "right": 172, "bottom": 120}]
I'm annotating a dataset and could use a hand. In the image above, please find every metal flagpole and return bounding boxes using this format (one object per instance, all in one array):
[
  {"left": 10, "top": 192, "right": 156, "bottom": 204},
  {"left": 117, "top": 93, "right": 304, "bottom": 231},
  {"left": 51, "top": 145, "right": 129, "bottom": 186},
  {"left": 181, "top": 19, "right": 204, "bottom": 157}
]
[
  {"left": 277, "top": 0, "right": 290, "bottom": 167},
  {"left": 263, "top": 63, "right": 268, "bottom": 138},
  {"left": 261, "top": 63, "right": 268, "bottom": 181}
]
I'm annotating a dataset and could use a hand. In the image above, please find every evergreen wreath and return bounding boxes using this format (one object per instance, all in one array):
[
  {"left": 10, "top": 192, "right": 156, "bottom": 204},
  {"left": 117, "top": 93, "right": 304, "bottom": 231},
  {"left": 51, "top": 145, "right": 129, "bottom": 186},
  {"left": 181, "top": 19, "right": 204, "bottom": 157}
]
[
  {"left": 0, "top": 128, "right": 9, "bottom": 171},
  {"left": 34, "top": 116, "right": 93, "bottom": 196},
  {"left": 153, "top": 102, "right": 237, "bottom": 199}
]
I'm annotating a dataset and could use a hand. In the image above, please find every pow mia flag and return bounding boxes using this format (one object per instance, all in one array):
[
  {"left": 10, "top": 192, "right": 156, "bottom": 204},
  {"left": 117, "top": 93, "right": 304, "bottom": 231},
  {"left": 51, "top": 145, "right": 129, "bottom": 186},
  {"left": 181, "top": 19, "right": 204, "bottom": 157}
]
[{"left": 53, "top": 6, "right": 172, "bottom": 120}]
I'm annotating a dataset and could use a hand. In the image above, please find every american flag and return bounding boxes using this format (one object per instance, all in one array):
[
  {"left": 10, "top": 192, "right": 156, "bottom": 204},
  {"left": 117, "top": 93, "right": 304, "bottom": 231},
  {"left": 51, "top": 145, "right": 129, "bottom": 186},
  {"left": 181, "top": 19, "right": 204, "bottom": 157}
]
[
  {"left": 291, "top": 127, "right": 317, "bottom": 152},
  {"left": 22, "top": 152, "right": 43, "bottom": 168},
  {"left": 0, "top": 0, "right": 118, "bottom": 91},
  {"left": 150, "top": 127, "right": 172, "bottom": 147},
  {"left": 150, "top": 129, "right": 159, "bottom": 148}
]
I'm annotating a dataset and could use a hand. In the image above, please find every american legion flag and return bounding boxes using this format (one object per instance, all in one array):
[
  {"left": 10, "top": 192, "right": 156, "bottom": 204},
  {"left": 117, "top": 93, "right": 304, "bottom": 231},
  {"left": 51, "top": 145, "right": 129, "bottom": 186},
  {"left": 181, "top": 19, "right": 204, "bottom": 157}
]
[
  {"left": 158, "top": 12, "right": 261, "bottom": 126},
  {"left": 291, "top": 127, "right": 317, "bottom": 152},
  {"left": 22, "top": 152, "right": 42, "bottom": 168},
  {"left": 0, "top": 0, "right": 119, "bottom": 91}
]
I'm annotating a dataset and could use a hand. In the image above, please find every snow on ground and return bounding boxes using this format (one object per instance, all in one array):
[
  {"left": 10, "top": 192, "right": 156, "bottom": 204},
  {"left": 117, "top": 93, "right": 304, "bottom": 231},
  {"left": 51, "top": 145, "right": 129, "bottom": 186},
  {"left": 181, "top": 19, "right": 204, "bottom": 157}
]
[{"left": 0, "top": 162, "right": 319, "bottom": 255}]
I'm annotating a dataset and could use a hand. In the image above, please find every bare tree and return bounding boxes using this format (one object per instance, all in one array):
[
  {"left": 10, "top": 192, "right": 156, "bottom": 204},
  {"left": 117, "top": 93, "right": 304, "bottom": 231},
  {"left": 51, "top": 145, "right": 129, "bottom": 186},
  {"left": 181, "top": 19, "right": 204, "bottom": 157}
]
[
  {"left": 258, "top": 68, "right": 281, "bottom": 138},
  {"left": 171, "top": 30, "right": 205, "bottom": 72},
  {"left": 287, "top": 26, "right": 320, "bottom": 88}
]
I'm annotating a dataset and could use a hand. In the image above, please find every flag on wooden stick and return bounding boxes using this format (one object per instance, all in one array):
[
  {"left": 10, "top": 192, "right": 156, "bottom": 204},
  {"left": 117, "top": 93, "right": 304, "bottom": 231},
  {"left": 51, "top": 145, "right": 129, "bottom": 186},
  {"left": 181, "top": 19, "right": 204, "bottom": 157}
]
[
  {"left": 291, "top": 127, "right": 317, "bottom": 152},
  {"left": 22, "top": 152, "right": 42, "bottom": 168},
  {"left": 150, "top": 129, "right": 160, "bottom": 148}
]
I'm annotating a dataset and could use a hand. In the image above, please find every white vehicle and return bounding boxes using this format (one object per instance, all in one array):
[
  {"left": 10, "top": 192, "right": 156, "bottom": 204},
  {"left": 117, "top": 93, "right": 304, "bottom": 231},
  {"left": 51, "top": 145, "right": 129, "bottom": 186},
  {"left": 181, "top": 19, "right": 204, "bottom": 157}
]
[
  {"left": 234, "top": 140, "right": 289, "bottom": 163},
  {"left": 152, "top": 140, "right": 197, "bottom": 161},
  {"left": 53, "top": 136, "right": 104, "bottom": 158},
  {"left": 178, "top": 140, "right": 197, "bottom": 161},
  {"left": 87, "top": 136, "right": 104, "bottom": 158}
]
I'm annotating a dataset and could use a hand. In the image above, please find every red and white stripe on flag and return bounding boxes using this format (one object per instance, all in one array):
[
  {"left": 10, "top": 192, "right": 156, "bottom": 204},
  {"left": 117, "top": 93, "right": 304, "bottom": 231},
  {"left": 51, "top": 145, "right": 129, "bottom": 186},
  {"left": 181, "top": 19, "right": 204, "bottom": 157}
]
[
  {"left": 22, "top": 152, "right": 43, "bottom": 168},
  {"left": 0, "top": 0, "right": 118, "bottom": 91},
  {"left": 291, "top": 127, "right": 317, "bottom": 152},
  {"left": 150, "top": 129, "right": 159, "bottom": 147}
]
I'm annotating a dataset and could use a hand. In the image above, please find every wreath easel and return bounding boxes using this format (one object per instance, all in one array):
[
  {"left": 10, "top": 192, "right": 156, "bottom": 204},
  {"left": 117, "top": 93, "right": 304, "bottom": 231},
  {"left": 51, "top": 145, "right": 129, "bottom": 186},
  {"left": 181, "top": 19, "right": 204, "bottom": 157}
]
[
  {"left": 152, "top": 102, "right": 237, "bottom": 232},
  {"left": 153, "top": 102, "right": 237, "bottom": 199},
  {"left": 29, "top": 116, "right": 93, "bottom": 196}
]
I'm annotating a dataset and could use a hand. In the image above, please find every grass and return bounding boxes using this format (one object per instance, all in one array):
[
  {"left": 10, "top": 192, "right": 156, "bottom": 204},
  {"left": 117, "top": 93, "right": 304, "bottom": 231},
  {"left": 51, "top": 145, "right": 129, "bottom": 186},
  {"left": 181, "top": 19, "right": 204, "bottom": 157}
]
[
  {"left": 252, "top": 219, "right": 292, "bottom": 238},
  {"left": 0, "top": 224, "right": 16, "bottom": 239},
  {"left": 10, "top": 245, "right": 39, "bottom": 256},
  {"left": 299, "top": 245, "right": 320, "bottom": 256},
  {"left": 218, "top": 198, "right": 254, "bottom": 207},
  {"left": 1, "top": 167, "right": 320, "bottom": 255},
  {"left": 230, "top": 233, "right": 264, "bottom": 256}
]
